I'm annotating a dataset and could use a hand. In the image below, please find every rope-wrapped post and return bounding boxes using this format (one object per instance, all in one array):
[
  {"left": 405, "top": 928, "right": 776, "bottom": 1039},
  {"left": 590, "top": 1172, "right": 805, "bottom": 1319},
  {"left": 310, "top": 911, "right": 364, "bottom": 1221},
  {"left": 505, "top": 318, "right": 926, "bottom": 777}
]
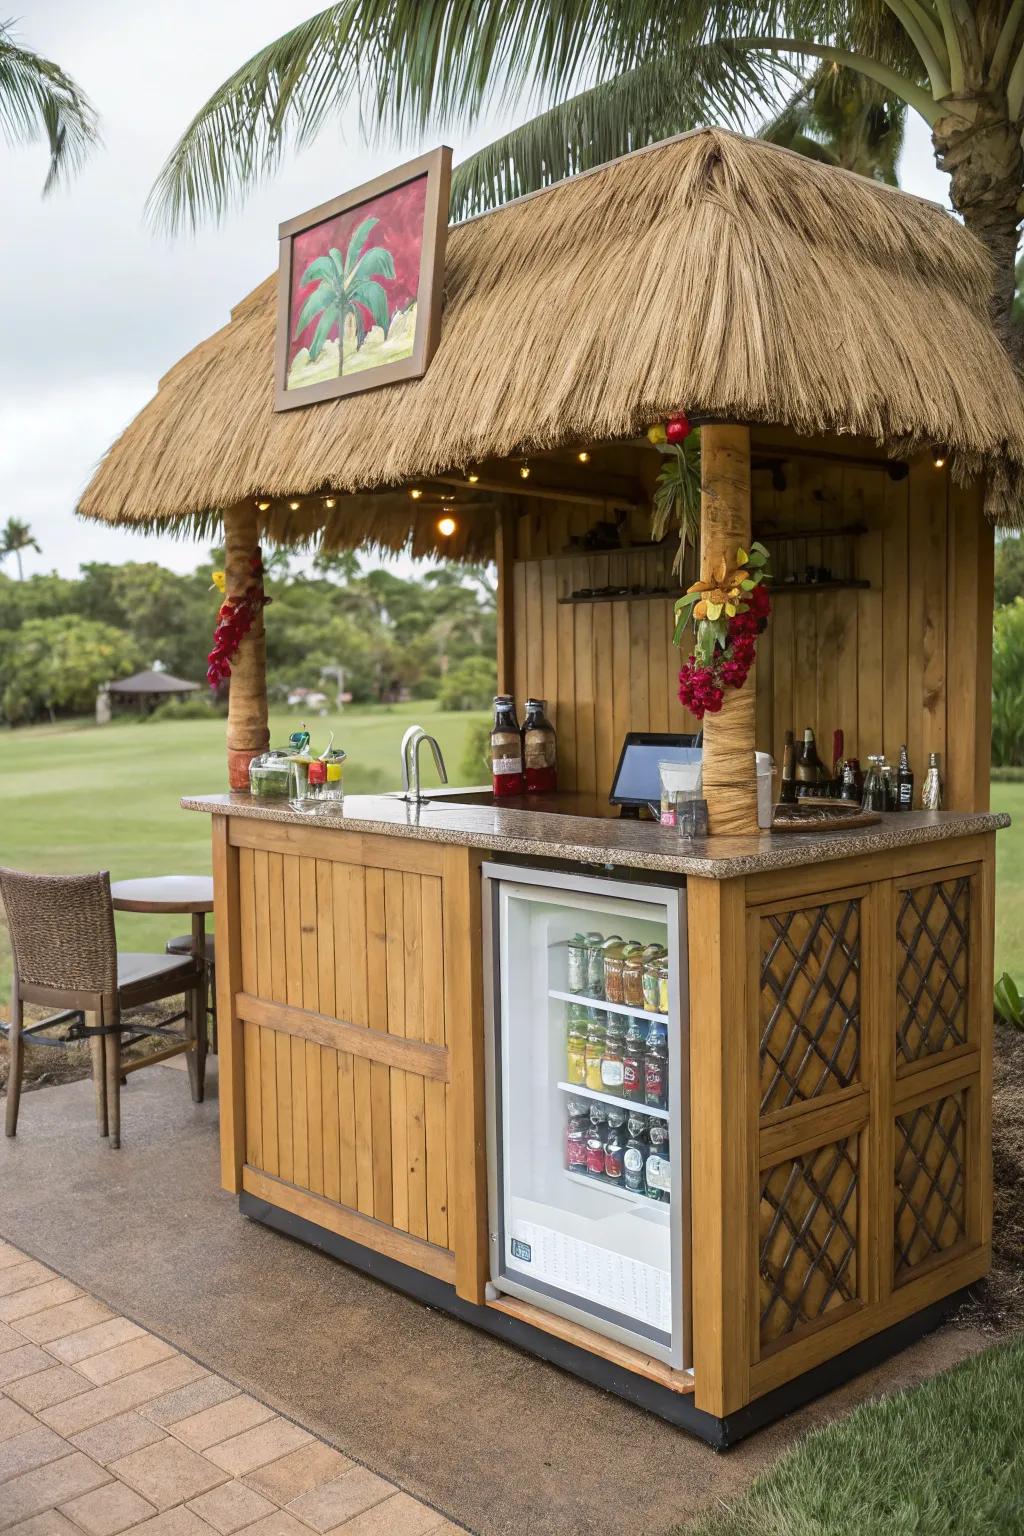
[
  {"left": 224, "top": 503, "right": 270, "bottom": 790},
  {"left": 699, "top": 424, "right": 759, "bottom": 835}
]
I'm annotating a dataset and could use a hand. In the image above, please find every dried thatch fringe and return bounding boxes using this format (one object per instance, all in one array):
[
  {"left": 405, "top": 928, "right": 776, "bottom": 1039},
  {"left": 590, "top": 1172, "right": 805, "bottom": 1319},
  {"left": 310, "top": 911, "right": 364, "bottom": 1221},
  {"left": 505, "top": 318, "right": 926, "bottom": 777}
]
[{"left": 78, "top": 127, "right": 1024, "bottom": 548}]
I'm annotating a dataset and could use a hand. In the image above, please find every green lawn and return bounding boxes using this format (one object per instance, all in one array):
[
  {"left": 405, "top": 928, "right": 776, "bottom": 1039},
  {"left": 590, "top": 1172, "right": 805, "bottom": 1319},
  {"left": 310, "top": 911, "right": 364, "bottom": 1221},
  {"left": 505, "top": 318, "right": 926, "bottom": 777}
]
[
  {"left": 992, "top": 781, "right": 1024, "bottom": 979},
  {"left": 0, "top": 702, "right": 487, "bottom": 988},
  {"left": 686, "top": 1338, "right": 1024, "bottom": 1536}
]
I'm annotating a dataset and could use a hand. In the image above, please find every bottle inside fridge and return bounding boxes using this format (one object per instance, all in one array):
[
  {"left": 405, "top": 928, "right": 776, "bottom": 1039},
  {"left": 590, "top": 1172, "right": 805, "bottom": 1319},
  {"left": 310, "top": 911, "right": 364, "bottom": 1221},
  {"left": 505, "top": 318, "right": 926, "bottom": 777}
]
[{"left": 484, "top": 866, "right": 688, "bottom": 1368}]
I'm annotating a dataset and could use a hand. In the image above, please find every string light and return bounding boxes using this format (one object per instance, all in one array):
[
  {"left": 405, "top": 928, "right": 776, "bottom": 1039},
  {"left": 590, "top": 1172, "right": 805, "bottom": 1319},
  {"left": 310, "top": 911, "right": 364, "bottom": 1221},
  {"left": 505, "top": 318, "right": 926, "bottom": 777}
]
[
  {"left": 288, "top": 499, "right": 301, "bottom": 511},
  {"left": 466, "top": 467, "right": 480, "bottom": 483},
  {"left": 519, "top": 460, "right": 531, "bottom": 480},
  {"left": 577, "top": 450, "right": 591, "bottom": 464},
  {"left": 256, "top": 500, "right": 270, "bottom": 512},
  {"left": 932, "top": 447, "right": 947, "bottom": 469},
  {"left": 409, "top": 487, "right": 423, "bottom": 500},
  {"left": 437, "top": 514, "right": 457, "bottom": 537},
  {"left": 324, "top": 496, "right": 337, "bottom": 509}
]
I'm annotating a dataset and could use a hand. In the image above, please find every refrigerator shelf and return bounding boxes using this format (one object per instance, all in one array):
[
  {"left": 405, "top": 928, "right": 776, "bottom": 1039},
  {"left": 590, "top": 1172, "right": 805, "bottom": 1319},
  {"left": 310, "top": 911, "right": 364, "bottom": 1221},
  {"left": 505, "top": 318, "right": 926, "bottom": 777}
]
[
  {"left": 557, "top": 1080, "right": 669, "bottom": 1121},
  {"left": 563, "top": 1169, "right": 671, "bottom": 1218},
  {"left": 549, "top": 989, "right": 669, "bottom": 1025}
]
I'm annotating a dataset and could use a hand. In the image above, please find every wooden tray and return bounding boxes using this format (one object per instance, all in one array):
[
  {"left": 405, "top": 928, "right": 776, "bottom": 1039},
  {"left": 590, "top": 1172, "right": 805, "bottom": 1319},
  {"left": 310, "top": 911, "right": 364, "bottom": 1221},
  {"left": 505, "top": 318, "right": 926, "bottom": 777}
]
[{"left": 770, "top": 798, "right": 882, "bottom": 833}]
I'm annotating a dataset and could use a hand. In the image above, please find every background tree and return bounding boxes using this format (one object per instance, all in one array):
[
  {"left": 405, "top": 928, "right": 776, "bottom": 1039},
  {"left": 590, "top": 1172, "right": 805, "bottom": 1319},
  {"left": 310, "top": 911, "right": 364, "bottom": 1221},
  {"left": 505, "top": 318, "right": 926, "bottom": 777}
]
[
  {"left": 762, "top": 64, "right": 905, "bottom": 183},
  {"left": 0, "top": 19, "right": 99, "bottom": 193},
  {"left": 0, "top": 519, "right": 41, "bottom": 580},
  {"left": 995, "top": 533, "right": 1024, "bottom": 605},
  {"left": 150, "top": 2, "right": 1024, "bottom": 359}
]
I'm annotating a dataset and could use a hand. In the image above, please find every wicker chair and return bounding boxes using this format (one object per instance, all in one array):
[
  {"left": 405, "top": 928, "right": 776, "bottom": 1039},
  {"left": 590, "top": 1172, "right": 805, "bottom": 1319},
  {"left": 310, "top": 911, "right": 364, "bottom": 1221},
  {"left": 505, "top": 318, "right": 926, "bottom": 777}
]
[{"left": 0, "top": 867, "right": 207, "bottom": 1148}]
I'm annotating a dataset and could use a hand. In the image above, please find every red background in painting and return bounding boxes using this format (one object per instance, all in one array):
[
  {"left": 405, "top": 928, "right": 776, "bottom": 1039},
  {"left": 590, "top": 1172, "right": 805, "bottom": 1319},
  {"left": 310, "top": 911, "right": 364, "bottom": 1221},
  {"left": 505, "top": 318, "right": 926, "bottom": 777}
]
[{"left": 287, "top": 174, "right": 428, "bottom": 368}]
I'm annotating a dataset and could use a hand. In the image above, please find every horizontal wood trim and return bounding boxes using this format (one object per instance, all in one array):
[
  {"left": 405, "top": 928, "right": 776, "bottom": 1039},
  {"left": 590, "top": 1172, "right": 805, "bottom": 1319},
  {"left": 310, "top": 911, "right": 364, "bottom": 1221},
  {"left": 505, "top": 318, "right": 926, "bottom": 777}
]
[
  {"left": 893, "top": 1053, "right": 979, "bottom": 1114},
  {"left": 759, "top": 1087, "right": 870, "bottom": 1170},
  {"left": 237, "top": 994, "right": 450, "bottom": 1082},
  {"left": 757, "top": 1297, "right": 864, "bottom": 1361},
  {"left": 242, "top": 1165, "right": 456, "bottom": 1284},
  {"left": 487, "top": 1296, "right": 695, "bottom": 1394},
  {"left": 742, "top": 833, "right": 996, "bottom": 906},
  {"left": 121, "top": 1041, "right": 193, "bottom": 1074},
  {"left": 748, "top": 1241, "right": 989, "bottom": 1399},
  {"left": 747, "top": 884, "right": 870, "bottom": 919},
  {"left": 227, "top": 817, "right": 446, "bottom": 875},
  {"left": 893, "top": 861, "right": 981, "bottom": 893}
]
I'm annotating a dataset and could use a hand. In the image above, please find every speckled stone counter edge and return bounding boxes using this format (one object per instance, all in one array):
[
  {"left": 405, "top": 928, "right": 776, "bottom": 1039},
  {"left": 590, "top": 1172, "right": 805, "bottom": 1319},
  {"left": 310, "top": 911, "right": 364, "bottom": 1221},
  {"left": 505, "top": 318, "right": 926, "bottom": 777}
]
[{"left": 181, "top": 793, "right": 1009, "bottom": 881}]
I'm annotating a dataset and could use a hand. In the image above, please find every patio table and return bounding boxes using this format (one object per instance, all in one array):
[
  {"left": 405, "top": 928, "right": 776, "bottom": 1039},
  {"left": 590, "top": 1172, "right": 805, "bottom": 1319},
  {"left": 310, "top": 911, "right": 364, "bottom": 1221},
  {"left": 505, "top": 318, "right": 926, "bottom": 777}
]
[{"left": 110, "top": 874, "right": 214, "bottom": 957}]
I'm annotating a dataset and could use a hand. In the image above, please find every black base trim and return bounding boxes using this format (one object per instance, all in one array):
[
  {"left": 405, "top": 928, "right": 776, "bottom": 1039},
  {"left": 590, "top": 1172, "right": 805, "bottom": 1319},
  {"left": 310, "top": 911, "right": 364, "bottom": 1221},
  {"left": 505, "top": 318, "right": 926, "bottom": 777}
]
[{"left": 239, "top": 1192, "right": 966, "bottom": 1449}]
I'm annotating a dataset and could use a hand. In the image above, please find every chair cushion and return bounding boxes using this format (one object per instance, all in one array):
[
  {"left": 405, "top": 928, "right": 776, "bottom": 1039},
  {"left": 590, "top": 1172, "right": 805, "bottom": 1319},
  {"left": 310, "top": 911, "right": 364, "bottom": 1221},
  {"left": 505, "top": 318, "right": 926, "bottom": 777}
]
[
  {"left": 165, "top": 932, "right": 214, "bottom": 957},
  {"left": 118, "top": 952, "right": 196, "bottom": 992}
]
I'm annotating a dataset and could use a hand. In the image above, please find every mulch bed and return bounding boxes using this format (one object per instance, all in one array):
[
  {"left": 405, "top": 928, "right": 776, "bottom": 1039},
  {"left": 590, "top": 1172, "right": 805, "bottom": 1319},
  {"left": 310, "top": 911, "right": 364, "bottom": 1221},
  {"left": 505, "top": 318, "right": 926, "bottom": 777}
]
[{"left": 0, "top": 1003, "right": 187, "bottom": 1095}]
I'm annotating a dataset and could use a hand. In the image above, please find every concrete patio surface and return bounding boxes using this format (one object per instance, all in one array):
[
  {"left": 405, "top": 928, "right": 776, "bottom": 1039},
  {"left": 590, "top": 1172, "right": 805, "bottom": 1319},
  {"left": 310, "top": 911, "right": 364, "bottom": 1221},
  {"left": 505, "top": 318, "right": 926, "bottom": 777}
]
[{"left": 0, "top": 1064, "right": 993, "bottom": 1536}]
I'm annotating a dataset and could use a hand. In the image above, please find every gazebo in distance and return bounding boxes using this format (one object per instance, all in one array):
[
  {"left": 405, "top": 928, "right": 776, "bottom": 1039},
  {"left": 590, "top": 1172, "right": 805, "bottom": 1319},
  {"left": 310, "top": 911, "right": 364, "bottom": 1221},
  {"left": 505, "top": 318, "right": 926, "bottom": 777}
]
[{"left": 97, "top": 665, "right": 200, "bottom": 722}]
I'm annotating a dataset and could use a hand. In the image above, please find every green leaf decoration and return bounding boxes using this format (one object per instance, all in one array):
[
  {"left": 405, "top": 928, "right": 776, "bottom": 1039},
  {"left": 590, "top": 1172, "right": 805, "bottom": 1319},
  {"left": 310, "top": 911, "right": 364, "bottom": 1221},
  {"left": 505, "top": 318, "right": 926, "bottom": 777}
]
[
  {"left": 735, "top": 547, "right": 748, "bottom": 565},
  {"left": 294, "top": 280, "right": 337, "bottom": 338},
  {"left": 740, "top": 578, "right": 755, "bottom": 590},
  {"left": 298, "top": 254, "right": 339, "bottom": 288},
  {"left": 348, "top": 245, "right": 396, "bottom": 285},
  {"left": 329, "top": 248, "right": 345, "bottom": 280},
  {"left": 344, "top": 215, "right": 379, "bottom": 272},
  {"left": 706, "top": 600, "right": 723, "bottom": 621},
  {"left": 307, "top": 306, "right": 336, "bottom": 361}
]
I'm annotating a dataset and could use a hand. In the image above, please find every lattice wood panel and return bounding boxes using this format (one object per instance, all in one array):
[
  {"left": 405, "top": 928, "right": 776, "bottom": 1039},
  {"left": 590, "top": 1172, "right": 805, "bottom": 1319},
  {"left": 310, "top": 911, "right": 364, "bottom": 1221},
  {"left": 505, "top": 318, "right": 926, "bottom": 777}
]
[
  {"left": 759, "top": 1137, "right": 859, "bottom": 1347},
  {"left": 759, "top": 900, "right": 861, "bottom": 1114},
  {"left": 237, "top": 847, "right": 450, "bottom": 1250},
  {"left": 895, "top": 877, "right": 970, "bottom": 1065},
  {"left": 894, "top": 1091, "right": 966, "bottom": 1282}
]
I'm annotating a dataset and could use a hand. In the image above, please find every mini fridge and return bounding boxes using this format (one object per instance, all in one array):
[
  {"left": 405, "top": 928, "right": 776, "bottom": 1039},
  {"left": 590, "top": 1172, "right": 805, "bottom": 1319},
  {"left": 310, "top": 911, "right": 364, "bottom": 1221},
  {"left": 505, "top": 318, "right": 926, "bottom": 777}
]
[{"left": 482, "top": 863, "right": 690, "bottom": 1368}]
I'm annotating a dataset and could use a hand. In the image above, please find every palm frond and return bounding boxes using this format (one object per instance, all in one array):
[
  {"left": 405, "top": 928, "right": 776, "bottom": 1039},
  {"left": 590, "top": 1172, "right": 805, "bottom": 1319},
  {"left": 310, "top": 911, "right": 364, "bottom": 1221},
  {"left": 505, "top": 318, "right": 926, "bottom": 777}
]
[
  {"left": 759, "top": 61, "right": 906, "bottom": 185},
  {"left": 0, "top": 19, "right": 99, "bottom": 193},
  {"left": 451, "top": 45, "right": 793, "bottom": 218}
]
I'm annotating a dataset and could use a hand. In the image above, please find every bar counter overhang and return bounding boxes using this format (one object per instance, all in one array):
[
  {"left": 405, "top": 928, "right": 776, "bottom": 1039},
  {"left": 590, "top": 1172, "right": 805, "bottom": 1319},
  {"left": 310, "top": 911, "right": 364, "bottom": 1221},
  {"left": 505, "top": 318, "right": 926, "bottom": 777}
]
[{"left": 190, "top": 790, "right": 1005, "bottom": 1445}]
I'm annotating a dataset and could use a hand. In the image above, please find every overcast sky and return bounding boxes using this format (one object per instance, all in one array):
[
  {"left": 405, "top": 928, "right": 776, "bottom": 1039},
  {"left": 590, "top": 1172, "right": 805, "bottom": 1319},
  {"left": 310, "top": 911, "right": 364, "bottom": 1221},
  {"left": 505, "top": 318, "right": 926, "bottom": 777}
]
[{"left": 1, "top": 3, "right": 950, "bottom": 581}]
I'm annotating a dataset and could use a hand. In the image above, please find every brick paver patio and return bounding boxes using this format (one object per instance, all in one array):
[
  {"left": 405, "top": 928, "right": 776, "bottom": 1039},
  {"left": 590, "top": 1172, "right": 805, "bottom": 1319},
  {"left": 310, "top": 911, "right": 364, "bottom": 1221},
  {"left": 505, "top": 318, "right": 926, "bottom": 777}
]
[{"left": 0, "top": 1239, "right": 460, "bottom": 1535}]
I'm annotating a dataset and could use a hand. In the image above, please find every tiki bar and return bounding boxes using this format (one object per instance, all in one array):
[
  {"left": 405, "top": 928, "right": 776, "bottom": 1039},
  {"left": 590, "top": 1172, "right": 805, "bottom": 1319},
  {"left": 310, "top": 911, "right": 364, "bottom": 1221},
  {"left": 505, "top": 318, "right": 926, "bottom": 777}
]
[{"left": 78, "top": 129, "right": 1021, "bottom": 1446}]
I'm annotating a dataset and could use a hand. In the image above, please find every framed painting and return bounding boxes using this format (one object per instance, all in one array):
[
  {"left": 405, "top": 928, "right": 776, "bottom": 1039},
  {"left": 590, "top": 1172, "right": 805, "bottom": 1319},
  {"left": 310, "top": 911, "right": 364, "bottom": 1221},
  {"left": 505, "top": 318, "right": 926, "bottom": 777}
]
[{"left": 273, "top": 146, "right": 452, "bottom": 411}]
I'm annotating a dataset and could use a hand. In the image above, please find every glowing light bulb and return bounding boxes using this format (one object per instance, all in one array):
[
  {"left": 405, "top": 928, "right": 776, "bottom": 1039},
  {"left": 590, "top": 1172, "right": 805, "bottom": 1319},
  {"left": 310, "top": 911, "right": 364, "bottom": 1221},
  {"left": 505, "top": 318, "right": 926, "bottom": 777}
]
[
  {"left": 577, "top": 450, "right": 591, "bottom": 464},
  {"left": 519, "top": 460, "right": 531, "bottom": 480},
  {"left": 256, "top": 500, "right": 270, "bottom": 512},
  {"left": 932, "top": 451, "right": 946, "bottom": 469},
  {"left": 288, "top": 499, "right": 300, "bottom": 511},
  {"left": 409, "top": 487, "right": 423, "bottom": 500},
  {"left": 437, "top": 515, "right": 457, "bottom": 537},
  {"left": 466, "top": 468, "right": 480, "bottom": 483},
  {"left": 324, "top": 496, "right": 337, "bottom": 509}
]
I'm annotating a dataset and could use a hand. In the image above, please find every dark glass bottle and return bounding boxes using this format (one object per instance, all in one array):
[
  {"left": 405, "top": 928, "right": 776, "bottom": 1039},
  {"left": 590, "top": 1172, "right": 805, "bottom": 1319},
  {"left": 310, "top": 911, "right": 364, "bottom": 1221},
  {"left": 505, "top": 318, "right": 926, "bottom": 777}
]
[
  {"left": 795, "top": 727, "right": 829, "bottom": 797},
  {"left": 838, "top": 761, "right": 860, "bottom": 802},
  {"left": 521, "top": 698, "right": 557, "bottom": 794},
  {"left": 780, "top": 729, "right": 797, "bottom": 804},
  {"left": 490, "top": 695, "right": 524, "bottom": 797},
  {"left": 897, "top": 744, "right": 914, "bottom": 811}
]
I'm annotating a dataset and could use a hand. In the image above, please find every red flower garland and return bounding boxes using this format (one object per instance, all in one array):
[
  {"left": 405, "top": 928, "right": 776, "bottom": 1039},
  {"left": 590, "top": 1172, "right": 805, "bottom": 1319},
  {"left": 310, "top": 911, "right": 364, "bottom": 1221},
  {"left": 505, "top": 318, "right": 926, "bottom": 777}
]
[
  {"left": 207, "top": 549, "right": 271, "bottom": 688},
  {"left": 678, "top": 580, "right": 770, "bottom": 719}
]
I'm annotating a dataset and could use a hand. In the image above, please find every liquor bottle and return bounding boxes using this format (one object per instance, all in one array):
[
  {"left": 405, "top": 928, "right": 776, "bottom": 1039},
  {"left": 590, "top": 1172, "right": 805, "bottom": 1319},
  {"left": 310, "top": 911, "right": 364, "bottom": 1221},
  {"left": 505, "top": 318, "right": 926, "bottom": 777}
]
[
  {"left": 603, "top": 1110, "right": 626, "bottom": 1186},
  {"left": 521, "top": 698, "right": 557, "bottom": 794},
  {"left": 565, "top": 1006, "right": 587, "bottom": 1086},
  {"left": 847, "top": 757, "right": 864, "bottom": 798},
  {"left": 564, "top": 1098, "right": 589, "bottom": 1173},
  {"left": 838, "top": 761, "right": 860, "bottom": 802},
  {"left": 780, "top": 730, "right": 797, "bottom": 804},
  {"left": 922, "top": 751, "right": 943, "bottom": 810},
  {"left": 624, "top": 1113, "right": 649, "bottom": 1194},
  {"left": 645, "top": 1121, "right": 671, "bottom": 1203},
  {"left": 584, "top": 1010, "right": 607, "bottom": 1092},
  {"left": 489, "top": 695, "right": 524, "bottom": 797},
  {"left": 643, "top": 1021, "right": 668, "bottom": 1111},
  {"left": 585, "top": 1105, "right": 608, "bottom": 1179},
  {"left": 879, "top": 757, "right": 897, "bottom": 810},
  {"left": 831, "top": 729, "right": 844, "bottom": 796},
  {"left": 622, "top": 1015, "right": 646, "bottom": 1102},
  {"left": 896, "top": 744, "right": 914, "bottom": 811},
  {"left": 794, "top": 728, "right": 829, "bottom": 797}
]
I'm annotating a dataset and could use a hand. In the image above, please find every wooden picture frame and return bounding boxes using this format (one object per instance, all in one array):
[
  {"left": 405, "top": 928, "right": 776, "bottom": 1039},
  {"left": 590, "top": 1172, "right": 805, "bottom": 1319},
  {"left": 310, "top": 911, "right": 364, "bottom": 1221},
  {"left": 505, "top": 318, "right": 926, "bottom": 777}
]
[{"left": 273, "top": 146, "right": 452, "bottom": 412}]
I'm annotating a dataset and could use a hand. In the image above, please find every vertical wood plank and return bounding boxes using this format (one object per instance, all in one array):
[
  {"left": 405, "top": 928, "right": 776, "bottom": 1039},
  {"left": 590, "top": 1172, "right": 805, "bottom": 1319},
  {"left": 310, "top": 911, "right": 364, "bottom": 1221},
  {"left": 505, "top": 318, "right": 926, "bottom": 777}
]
[
  {"left": 365, "top": 868, "right": 393, "bottom": 1224},
  {"left": 331, "top": 862, "right": 358, "bottom": 1209},
  {"left": 269, "top": 854, "right": 292, "bottom": 1183},
  {"left": 212, "top": 818, "right": 245, "bottom": 1192},
  {"left": 572, "top": 557, "right": 595, "bottom": 794},
  {"left": 348, "top": 865, "right": 373, "bottom": 1214},
  {"left": 445, "top": 847, "right": 488, "bottom": 1300},
  {"left": 855, "top": 468, "right": 885, "bottom": 762},
  {"left": 299, "top": 857, "right": 323, "bottom": 1195},
  {"left": 975, "top": 843, "right": 996, "bottom": 1247},
  {"left": 554, "top": 558, "right": 576, "bottom": 785},
  {"left": 385, "top": 869, "right": 409, "bottom": 1234},
  {"left": 882, "top": 471, "right": 910, "bottom": 762},
  {"left": 283, "top": 855, "right": 308, "bottom": 1191},
  {"left": 317, "top": 859, "right": 340, "bottom": 1204},
  {"left": 421, "top": 874, "right": 449, "bottom": 1249},
  {"left": 512, "top": 560, "right": 527, "bottom": 717},
  {"left": 495, "top": 502, "right": 517, "bottom": 695},
  {"left": 238, "top": 845, "right": 262, "bottom": 1174},
  {"left": 404, "top": 874, "right": 428, "bottom": 1241},
  {"left": 864, "top": 876, "right": 894, "bottom": 1306}
]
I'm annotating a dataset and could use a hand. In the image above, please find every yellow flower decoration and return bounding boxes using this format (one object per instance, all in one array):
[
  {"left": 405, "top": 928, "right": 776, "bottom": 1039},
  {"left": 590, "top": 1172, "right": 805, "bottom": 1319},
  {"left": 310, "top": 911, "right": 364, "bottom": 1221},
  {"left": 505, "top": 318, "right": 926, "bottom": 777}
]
[{"left": 210, "top": 570, "right": 226, "bottom": 594}]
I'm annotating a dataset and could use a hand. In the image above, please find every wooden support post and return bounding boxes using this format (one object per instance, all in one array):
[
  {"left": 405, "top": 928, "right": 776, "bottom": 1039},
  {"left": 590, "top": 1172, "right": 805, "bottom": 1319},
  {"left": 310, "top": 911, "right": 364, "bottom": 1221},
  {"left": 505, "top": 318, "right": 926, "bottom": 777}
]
[
  {"left": 224, "top": 502, "right": 270, "bottom": 790},
  {"left": 699, "top": 424, "right": 759, "bottom": 834},
  {"left": 495, "top": 499, "right": 517, "bottom": 695}
]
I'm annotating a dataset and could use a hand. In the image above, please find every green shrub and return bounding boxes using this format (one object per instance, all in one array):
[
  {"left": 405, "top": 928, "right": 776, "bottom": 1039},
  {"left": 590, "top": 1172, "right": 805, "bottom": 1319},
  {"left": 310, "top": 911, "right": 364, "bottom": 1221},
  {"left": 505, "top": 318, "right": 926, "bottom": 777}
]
[
  {"left": 995, "top": 972, "right": 1024, "bottom": 1029},
  {"left": 992, "top": 599, "right": 1024, "bottom": 766},
  {"left": 459, "top": 719, "right": 492, "bottom": 784},
  {"left": 146, "top": 694, "right": 225, "bottom": 722},
  {"left": 438, "top": 656, "right": 497, "bottom": 712}
]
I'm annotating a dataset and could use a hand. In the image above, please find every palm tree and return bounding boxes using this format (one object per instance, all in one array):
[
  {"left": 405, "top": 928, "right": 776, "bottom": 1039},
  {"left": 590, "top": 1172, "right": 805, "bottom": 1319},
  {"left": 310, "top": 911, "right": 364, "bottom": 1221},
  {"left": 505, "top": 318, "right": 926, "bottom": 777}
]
[
  {"left": 763, "top": 66, "right": 905, "bottom": 185},
  {"left": 1, "top": 20, "right": 99, "bottom": 193},
  {"left": 0, "top": 519, "right": 41, "bottom": 580},
  {"left": 149, "top": 3, "right": 1024, "bottom": 363},
  {"left": 293, "top": 216, "right": 395, "bottom": 376}
]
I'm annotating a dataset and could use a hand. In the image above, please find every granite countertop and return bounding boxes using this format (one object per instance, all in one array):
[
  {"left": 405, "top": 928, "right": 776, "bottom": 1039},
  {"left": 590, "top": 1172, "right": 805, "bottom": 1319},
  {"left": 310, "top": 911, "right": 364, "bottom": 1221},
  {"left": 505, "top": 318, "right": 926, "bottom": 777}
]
[{"left": 181, "top": 790, "right": 1009, "bottom": 880}]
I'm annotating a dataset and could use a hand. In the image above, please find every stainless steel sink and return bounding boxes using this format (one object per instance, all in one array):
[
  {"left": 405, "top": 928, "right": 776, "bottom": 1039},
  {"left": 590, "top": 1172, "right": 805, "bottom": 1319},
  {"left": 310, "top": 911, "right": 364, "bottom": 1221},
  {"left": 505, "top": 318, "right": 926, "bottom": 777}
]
[{"left": 383, "top": 785, "right": 495, "bottom": 808}]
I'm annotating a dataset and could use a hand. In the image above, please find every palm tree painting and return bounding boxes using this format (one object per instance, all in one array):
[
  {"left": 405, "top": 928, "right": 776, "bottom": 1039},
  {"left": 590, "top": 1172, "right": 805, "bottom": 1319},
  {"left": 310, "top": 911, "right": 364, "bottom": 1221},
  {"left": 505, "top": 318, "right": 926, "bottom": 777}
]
[{"left": 291, "top": 216, "right": 395, "bottom": 382}]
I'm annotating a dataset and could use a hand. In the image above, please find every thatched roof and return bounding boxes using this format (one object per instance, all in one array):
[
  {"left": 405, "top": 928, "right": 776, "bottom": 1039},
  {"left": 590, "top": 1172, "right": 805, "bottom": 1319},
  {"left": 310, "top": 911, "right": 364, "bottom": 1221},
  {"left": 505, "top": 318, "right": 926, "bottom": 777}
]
[
  {"left": 78, "top": 126, "right": 1024, "bottom": 548},
  {"left": 107, "top": 669, "right": 199, "bottom": 694}
]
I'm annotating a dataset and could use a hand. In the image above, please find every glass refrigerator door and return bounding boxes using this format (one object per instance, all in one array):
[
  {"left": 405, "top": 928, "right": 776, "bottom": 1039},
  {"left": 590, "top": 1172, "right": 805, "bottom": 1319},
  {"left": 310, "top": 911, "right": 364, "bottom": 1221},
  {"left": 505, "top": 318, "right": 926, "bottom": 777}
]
[{"left": 483, "top": 865, "right": 688, "bottom": 1369}]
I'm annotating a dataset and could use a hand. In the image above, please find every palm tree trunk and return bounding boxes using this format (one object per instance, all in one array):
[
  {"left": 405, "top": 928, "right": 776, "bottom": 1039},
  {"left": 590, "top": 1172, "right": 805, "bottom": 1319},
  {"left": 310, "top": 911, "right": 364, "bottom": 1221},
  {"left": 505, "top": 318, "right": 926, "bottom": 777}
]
[
  {"left": 224, "top": 502, "right": 270, "bottom": 790},
  {"left": 698, "top": 424, "right": 759, "bottom": 835},
  {"left": 15, "top": 550, "right": 23, "bottom": 580},
  {"left": 933, "top": 102, "right": 1024, "bottom": 368}
]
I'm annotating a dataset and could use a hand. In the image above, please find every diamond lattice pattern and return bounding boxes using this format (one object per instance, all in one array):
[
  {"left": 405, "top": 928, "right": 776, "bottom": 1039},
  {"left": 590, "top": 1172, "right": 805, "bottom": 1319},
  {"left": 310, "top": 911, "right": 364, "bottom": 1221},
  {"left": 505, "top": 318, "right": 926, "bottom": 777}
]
[
  {"left": 759, "top": 1137, "right": 859, "bottom": 1347},
  {"left": 895, "top": 878, "right": 970, "bottom": 1065},
  {"left": 894, "top": 1091, "right": 966, "bottom": 1281},
  {"left": 759, "top": 900, "right": 861, "bottom": 1114}
]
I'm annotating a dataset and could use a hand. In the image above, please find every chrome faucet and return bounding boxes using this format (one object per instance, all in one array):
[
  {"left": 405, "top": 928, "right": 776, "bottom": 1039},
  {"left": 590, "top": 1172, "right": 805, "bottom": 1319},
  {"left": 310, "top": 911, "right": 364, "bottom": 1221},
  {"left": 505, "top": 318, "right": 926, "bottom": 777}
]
[{"left": 400, "top": 724, "right": 448, "bottom": 802}]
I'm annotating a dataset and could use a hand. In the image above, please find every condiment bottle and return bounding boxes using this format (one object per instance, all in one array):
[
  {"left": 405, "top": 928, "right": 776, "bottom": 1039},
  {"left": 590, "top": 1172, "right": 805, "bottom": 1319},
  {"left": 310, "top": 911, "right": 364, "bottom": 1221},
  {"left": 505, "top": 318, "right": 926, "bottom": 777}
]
[
  {"left": 622, "top": 951, "right": 647, "bottom": 1010},
  {"left": 622, "top": 1016, "right": 646, "bottom": 1103},
  {"left": 490, "top": 695, "right": 524, "bottom": 797},
  {"left": 565, "top": 1005, "right": 587, "bottom": 1086},
  {"left": 521, "top": 698, "right": 557, "bottom": 794},
  {"left": 601, "top": 1017, "right": 625, "bottom": 1092},
  {"left": 602, "top": 941, "right": 628, "bottom": 1005},
  {"left": 585, "top": 1011, "right": 607, "bottom": 1092},
  {"left": 643, "top": 1020, "right": 669, "bottom": 1110}
]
